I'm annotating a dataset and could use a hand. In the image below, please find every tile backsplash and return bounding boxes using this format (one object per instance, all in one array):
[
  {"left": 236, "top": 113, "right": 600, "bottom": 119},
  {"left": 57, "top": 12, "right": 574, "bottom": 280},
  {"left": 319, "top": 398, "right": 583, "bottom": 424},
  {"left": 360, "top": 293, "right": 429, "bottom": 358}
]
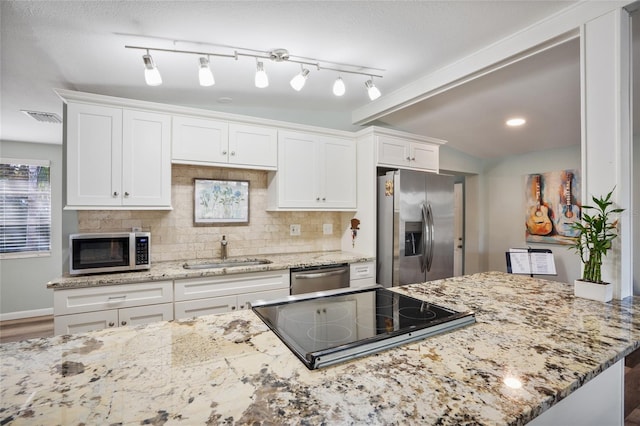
[{"left": 77, "top": 165, "right": 348, "bottom": 262}]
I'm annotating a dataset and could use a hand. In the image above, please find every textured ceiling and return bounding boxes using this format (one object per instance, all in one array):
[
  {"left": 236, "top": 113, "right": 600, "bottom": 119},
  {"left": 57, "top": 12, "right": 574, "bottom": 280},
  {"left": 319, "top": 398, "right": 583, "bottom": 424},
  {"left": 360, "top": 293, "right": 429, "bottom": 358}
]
[{"left": 1, "top": 1, "right": 588, "bottom": 159}]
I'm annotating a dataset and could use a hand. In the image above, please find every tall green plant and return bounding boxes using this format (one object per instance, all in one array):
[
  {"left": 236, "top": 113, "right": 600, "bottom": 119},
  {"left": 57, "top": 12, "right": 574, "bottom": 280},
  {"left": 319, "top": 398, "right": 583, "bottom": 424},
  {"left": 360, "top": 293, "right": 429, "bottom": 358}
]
[{"left": 570, "top": 187, "right": 624, "bottom": 283}]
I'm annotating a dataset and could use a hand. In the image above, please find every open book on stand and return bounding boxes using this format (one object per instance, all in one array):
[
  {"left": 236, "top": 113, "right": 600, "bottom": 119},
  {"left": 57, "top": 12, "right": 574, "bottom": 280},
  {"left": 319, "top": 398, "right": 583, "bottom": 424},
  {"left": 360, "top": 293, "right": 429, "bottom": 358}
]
[{"left": 506, "top": 248, "right": 556, "bottom": 276}]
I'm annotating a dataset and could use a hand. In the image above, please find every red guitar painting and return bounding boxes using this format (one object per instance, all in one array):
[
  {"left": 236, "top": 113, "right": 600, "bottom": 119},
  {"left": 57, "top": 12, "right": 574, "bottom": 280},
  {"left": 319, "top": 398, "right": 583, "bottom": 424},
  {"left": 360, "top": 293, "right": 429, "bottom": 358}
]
[
  {"left": 526, "top": 175, "right": 553, "bottom": 236},
  {"left": 555, "top": 171, "right": 580, "bottom": 237}
]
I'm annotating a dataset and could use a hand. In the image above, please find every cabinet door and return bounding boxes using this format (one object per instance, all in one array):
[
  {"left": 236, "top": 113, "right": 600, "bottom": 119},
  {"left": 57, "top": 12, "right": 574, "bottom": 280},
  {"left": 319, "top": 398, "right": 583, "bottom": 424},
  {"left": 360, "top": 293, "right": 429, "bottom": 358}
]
[
  {"left": 277, "top": 131, "right": 319, "bottom": 207},
  {"left": 66, "top": 102, "right": 122, "bottom": 207},
  {"left": 172, "top": 116, "right": 229, "bottom": 164},
  {"left": 175, "top": 295, "right": 237, "bottom": 319},
  {"left": 54, "top": 309, "right": 119, "bottom": 335},
  {"left": 377, "top": 135, "right": 409, "bottom": 168},
  {"left": 228, "top": 124, "right": 277, "bottom": 170},
  {"left": 410, "top": 143, "right": 438, "bottom": 172},
  {"left": 122, "top": 110, "right": 172, "bottom": 207},
  {"left": 118, "top": 303, "right": 174, "bottom": 327},
  {"left": 320, "top": 136, "right": 356, "bottom": 209}
]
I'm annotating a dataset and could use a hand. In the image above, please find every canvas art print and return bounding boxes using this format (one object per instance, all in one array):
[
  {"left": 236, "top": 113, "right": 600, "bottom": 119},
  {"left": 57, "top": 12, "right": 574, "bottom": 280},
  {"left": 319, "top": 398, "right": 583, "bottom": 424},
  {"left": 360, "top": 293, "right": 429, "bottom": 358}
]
[
  {"left": 194, "top": 179, "right": 249, "bottom": 225},
  {"left": 525, "top": 169, "right": 580, "bottom": 245}
]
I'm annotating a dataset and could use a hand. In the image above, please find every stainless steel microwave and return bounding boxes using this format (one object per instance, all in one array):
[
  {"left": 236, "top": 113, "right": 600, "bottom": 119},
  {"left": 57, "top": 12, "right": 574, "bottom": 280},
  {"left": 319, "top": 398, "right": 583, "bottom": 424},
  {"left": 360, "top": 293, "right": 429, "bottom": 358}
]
[{"left": 69, "top": 232, "right": 151, "bottom": 275}]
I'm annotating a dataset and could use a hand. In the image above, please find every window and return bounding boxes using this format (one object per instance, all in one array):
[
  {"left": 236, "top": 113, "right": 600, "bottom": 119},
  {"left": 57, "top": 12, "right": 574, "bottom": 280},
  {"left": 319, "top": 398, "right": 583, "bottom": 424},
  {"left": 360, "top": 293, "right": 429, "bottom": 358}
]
[{"left": 0, "top": 158, "right": 51, "bottom": 258}]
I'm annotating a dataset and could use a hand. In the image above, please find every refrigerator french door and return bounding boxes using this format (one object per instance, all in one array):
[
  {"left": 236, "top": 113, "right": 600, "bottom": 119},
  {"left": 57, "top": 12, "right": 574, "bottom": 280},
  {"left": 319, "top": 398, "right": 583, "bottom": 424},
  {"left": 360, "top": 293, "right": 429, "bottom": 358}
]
[{"left": 377, "top": 170, "right": 454, "bottom": 287}]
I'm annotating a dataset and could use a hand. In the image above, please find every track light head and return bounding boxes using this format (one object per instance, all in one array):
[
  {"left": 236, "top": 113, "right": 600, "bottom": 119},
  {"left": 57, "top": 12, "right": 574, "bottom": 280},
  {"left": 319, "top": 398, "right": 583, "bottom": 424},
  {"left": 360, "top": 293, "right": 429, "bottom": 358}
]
[
  {"left": 365, "top": 79, "right": 381, "bottom": 100},
  {"left": 255, "top": 61, "right": 269, "bottom": 88},
  {"left": 142, "top": 53, "right": 162, "bottom": 86},
  {"left": 290, "top": 68, "right": 310, "bottom": 91},
  {"left": 198, "top": 56, "right": 215, "bottom": 87},
  {"left": 333, "top": 76, "right": 346, "bottom": 96}
]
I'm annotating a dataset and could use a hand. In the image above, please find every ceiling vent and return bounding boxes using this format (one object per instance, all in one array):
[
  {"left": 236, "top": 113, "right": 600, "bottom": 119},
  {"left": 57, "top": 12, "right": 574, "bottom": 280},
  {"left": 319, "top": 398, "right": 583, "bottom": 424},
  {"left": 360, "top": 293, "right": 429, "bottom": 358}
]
[{"left": 21, "top": 110, "right": 62, "bottom": 124}]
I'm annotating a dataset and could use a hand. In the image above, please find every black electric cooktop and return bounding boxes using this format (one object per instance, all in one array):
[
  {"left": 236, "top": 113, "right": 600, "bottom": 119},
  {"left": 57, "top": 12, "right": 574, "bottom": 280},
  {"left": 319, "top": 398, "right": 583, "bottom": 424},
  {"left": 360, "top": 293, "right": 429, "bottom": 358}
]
[{"left": 251, "top": 286, "right": 475, "bottom": 370}]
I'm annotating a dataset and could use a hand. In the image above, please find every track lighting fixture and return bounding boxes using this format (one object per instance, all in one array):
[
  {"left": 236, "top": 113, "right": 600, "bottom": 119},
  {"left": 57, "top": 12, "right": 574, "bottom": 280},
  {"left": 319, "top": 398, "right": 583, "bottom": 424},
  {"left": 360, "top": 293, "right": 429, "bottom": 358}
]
[
  {"left": 332, "top": 76, "right": 346, "bottom": 97},
  {"left": 142, "top": 51, "right": 162, "bottom": 86},
  {"left": 127, "top": 45, "right": 384, "bottom": 100},
  {"left": 290, "top": 67, "right": 310, "bottom": 91},
  {"left": 255, "top": 61, "right": 269, "bottom": 88},
  {"left": 198, "top": 56, "right": 215, "bottom": 87},
  {"left": 365, "top": 79, "right": 381, "bottom": 101}
]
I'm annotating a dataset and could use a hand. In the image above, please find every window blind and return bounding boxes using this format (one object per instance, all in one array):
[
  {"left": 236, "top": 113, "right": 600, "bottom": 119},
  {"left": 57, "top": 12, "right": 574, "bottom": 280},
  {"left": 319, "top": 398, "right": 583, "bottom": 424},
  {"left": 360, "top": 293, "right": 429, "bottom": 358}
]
[{"left": 0, "top": 158, "right": 51, "bottom": 258}]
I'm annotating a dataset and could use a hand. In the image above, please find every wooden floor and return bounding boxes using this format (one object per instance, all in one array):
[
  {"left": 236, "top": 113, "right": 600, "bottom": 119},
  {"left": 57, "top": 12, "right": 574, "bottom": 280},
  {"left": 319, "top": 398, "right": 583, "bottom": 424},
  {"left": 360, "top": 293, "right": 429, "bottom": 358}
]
[{"left": 1, "top": 316, "right": 639, "bottom": 423}]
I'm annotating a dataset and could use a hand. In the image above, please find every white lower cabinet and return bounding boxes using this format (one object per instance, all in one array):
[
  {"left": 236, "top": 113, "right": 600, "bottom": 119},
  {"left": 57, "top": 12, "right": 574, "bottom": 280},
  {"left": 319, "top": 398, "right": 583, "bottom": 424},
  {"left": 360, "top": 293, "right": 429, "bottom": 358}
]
[
  {"left": 53, "top": 281, "right": 174, "bottom": 335},
  {"left": 174, "top": 270, "right": 290, "bottom": 319}
]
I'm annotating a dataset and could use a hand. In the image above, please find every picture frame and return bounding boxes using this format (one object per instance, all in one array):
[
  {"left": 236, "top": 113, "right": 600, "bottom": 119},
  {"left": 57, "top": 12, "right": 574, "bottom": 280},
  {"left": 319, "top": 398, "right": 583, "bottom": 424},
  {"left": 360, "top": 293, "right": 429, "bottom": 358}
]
[{"left": 194, "top": 179, "right": 249, "bottom": 225}]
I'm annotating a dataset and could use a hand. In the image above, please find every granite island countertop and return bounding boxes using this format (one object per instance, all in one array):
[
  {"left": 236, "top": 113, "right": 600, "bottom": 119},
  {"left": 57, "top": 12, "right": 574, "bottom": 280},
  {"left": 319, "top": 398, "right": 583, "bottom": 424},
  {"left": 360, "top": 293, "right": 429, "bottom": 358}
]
[
  {"left": 4, "top": 271, "right": 640, "bottom": 425},
  {"left": 47, "top": 250, "right": 373, "bottom": 289}
]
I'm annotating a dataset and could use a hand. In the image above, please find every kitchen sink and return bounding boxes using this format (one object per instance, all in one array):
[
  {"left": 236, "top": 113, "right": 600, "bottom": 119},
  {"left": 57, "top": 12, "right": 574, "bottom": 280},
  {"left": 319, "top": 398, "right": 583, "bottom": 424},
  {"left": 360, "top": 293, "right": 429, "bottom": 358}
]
[{"left": 183, "top": 259, "right": 272, "bottom": 270}]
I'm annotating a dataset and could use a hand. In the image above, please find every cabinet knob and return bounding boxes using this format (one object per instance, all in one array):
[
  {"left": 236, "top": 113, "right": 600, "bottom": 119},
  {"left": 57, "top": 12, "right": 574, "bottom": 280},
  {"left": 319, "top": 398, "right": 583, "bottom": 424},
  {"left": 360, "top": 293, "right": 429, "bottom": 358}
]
[
  {"left": 113, "top": 191, "right": 119, "bottom": 197},
  {"left": 322, "top": 197, "right": 326, "bottom": 202},
  {"left": 231, "top": 306, "right": 236, "bottom": 310},
  {"left": 316, "top": 197, "right": 320, "bottom": 201},
  {"left": 230, "top": 151, "right": 236, "bottom": 156},
  {"left": 124, "top": 192, "right": 130, "bottom": 197},
  {"left": 222, "top": 150, "right": 228, "bottom": 155},
  {"left": 406, "top": 156, "right": 411, "bottom": 161},
  {"left": 121, "top": 321, "right": 127, "bottom": 326},
  {"left": 108, "top": 322, "right": 115, "bottom": 327},
  {"left": 411, "top": 157, "right": 416, "bottom": 161}
]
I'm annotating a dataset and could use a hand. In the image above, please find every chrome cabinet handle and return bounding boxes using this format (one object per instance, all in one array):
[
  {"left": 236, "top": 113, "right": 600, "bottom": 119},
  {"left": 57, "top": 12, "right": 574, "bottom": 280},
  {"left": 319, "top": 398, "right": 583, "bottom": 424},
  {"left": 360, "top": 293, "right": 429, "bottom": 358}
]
[{"left": 108, "top": 295, "right": 126, "bottom": 300}]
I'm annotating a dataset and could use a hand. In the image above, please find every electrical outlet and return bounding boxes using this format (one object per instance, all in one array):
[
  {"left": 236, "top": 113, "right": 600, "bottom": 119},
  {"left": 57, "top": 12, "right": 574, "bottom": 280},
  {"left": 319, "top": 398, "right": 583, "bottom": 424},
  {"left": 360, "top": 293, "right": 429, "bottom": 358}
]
[
  {"left": 323, "top": 224, "right": 333, "bottom": 235},
  {"left": 290, "top": 224, "right": 301, "bottom": 236}
]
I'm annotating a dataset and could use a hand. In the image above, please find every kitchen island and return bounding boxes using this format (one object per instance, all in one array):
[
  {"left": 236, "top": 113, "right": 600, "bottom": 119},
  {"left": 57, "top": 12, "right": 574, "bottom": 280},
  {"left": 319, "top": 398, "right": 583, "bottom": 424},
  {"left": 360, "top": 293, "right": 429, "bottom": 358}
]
[{"left": 2, "top": 272, "right": 639, "bottom": 425}]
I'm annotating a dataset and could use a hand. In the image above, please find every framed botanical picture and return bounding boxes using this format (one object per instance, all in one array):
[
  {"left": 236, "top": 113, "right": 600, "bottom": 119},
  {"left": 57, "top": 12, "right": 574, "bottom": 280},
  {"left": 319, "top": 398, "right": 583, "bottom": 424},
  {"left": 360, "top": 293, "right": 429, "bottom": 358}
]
[{"left": 194, "top": 179, "right": 249, "bottom": 225}]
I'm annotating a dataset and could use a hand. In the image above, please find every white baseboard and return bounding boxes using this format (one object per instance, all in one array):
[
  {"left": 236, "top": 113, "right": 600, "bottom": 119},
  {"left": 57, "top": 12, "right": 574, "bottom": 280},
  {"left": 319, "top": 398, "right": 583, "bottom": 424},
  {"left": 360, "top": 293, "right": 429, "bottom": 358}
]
[{"left": 0, "top": 308, "right": 54, "bottom": 322}]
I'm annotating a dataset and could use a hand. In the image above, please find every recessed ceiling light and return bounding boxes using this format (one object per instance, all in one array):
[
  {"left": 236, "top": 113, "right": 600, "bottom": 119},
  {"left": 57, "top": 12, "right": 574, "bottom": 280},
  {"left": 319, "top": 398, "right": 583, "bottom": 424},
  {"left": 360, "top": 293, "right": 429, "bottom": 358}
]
[
  {"left": 217, "top": 97, "right": 233, "bottom": 104},
  {"left": 506, "top": 118, "right": 526, "bottom": 127}
]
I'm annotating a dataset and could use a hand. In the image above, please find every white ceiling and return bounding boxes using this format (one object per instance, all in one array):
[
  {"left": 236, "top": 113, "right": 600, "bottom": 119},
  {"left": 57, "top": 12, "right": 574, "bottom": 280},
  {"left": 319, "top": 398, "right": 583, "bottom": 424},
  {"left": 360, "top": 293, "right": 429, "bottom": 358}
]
[{"left": 0, "top": 1, "right": 586, "bottom": 159}]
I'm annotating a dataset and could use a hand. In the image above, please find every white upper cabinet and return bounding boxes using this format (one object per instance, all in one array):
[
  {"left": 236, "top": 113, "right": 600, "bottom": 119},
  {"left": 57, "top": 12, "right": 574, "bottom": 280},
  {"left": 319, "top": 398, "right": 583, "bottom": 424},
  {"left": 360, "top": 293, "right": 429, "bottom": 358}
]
[
  {"left": 122, "top": 110, "right": 172, "bottom": 207},
  {"left": 268, "top": 130, "right": 356, "bottom": 210},
  {"left": 377, "top": 134, "right": 439, "bottom": 172},
  {"left": 66, "top": 102, "right": 171, "bottom": 209},
  {"left": 172, "top": 116, "right": 277, "bottom": 170},
  {"left": 228, "top": 123, "right": 278, "bottom": 168}
]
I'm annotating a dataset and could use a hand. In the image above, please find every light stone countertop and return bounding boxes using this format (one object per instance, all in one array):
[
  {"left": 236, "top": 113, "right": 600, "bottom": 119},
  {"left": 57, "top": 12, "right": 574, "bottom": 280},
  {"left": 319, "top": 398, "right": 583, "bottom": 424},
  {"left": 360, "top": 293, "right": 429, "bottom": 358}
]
[
  {"left": 4, "top": 271, "right": 640, "bottom": 425},
  {"left": 47, "top": 250, "right": 374, "bottom": 289}
]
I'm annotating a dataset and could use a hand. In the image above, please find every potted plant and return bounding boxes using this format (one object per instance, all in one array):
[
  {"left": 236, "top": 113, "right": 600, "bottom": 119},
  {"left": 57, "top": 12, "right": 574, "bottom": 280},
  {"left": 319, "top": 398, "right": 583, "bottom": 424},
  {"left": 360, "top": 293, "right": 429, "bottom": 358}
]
[{"left": 570, "top": 187, "right": 624, "bottom": 302}]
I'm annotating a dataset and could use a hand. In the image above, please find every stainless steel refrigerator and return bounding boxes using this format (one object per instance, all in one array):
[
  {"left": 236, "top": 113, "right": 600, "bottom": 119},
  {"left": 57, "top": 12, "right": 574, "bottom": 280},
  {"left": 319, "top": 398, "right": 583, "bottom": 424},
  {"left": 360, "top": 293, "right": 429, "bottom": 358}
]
[{"left": 377, "top": 170, "right": 454, "bottom": 287}]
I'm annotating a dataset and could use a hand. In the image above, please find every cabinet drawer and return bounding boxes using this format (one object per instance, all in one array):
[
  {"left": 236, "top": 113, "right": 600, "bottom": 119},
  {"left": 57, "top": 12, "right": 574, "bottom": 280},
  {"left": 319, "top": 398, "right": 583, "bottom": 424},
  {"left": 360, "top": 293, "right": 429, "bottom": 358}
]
[
  {"left": 237, "top": 288, "right": 289, "bottom": 310},
  {"left": 174, "top": 271, "right": 289, "bottom": 302},
  {"left": 175, "top": 296, "right": 237, "bottom": 319},
  {"left": 54, "top": 281, "right": 173, "bottom": 315}
]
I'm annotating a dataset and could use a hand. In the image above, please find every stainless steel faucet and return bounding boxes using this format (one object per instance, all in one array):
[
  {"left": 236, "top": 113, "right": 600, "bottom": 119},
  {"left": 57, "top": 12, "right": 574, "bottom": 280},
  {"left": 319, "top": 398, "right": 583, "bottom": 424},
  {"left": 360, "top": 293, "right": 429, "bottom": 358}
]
[{"left": 220, "top": 235, "right": 228, "bottom": 260}]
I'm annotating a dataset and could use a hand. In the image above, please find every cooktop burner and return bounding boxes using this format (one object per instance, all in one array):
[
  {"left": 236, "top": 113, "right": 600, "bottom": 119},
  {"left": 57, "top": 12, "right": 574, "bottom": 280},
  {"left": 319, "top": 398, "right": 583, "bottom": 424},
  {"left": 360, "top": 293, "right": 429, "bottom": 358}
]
[{"left": 251, "top": 286, "right": 475, "bottom": 370}]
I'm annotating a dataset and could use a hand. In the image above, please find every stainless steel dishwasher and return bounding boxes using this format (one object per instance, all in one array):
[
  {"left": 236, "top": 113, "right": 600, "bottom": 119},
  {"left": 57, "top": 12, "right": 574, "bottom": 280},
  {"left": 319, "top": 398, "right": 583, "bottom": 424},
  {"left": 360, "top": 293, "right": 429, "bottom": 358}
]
[{"left": 290, "top": 263, "right": 350, "bottom": 295}]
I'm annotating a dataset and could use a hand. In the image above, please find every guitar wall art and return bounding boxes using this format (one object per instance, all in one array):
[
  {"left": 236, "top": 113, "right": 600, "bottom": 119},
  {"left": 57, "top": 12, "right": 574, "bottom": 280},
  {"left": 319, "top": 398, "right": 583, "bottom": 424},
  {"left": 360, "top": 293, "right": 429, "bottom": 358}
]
[{"left": 525, "top": 169, "right": 581, "bottom": 245}]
